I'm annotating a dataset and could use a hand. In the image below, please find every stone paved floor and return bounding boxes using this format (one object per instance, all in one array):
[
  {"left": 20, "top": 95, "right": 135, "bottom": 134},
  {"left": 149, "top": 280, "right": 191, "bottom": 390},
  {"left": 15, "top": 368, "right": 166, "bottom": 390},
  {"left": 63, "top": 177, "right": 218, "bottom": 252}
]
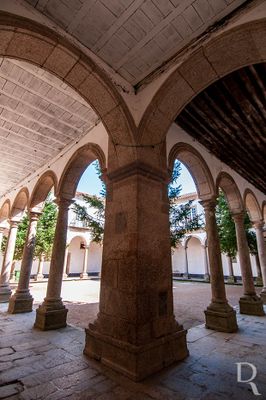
[{"left": 1, "top": 281, "right": 265, "bottom": 399}]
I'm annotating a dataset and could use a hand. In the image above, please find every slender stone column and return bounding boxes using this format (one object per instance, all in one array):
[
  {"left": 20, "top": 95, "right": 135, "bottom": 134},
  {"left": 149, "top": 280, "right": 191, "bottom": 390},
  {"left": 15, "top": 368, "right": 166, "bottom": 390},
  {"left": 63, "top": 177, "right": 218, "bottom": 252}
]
[
  {"left": 227, "top": 255, "right": 236, "bottom": 284},
  {"left": 0, "top": 219, "right": 19, "bottom": 303},
  {"left": 34, "top": 198, "right": 73, "bottom": 330},
  {"left": 35, "top": 254, "right": 44, "bottom": 281},
  {"left": 183, "top": 245, "right": 189, "bottom": 279},
  {"left": 200, "top": 199, "right": 237, "bottom": 332},
  {"left": 62, "top": 246, "right": 69, "bottom": 280},
  {"left": 233, "top": 213, "right": 264, "bottom": 315},
  {"left": 253, "top": 221, "right": 266, "bottom": 304},
  {"left": 0, "top": 226, "right": 5, "bottom": 249},
  {"left": 202, "top": 244, "right": 210, "bottom": 282},
  {"left": 254, "top": 254, "right": 263, "bottom": 286},
  {"left": 84, "top": 161, "right": 188, "bottom": 381},
  {"left": 80, "top": 246, "right": 89, "bottom": 279},
  {"left": 8, "top": 211, "right": 41, "bottom": 313}
]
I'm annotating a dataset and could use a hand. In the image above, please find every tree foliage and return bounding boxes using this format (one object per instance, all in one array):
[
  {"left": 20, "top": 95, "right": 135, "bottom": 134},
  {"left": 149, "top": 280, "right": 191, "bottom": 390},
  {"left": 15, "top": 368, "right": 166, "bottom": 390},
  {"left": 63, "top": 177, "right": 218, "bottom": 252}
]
[
  {"left": 73, "top": 160, "right": 105, "bottom": 243},
  {"left": 169, "top": 160, "right": 204, "bottom": 248},
  {"left": 216, "top": 191, "right": 257, "bottom": 257},
  {"left": 1, "top": 198, "right": 57, "bottom": 261}
]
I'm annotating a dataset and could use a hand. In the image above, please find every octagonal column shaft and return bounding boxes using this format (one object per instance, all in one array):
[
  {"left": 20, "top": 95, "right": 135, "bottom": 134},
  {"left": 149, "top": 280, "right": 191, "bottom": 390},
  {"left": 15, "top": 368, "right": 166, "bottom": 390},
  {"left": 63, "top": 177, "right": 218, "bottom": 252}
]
[
  {"left": 233, "top": 213, "right": 264, "bottom": 315},
  {"left": 8, "top": 211, "right": 41, "bottom": 313},
  {"left": 254, "top": 221, "right": 266, "bottom": 304},
  {"left": 84, "top": 160, "right": 188, "bottom": 381},
  {"left": 201, "top": 199, "right": 237, "bottom": 332},
  {"left": 0, "top": 220, "right": 19, "bottom": 303},
  {"left": 34, "top": 198, "right": 73, "bottom": 330}
]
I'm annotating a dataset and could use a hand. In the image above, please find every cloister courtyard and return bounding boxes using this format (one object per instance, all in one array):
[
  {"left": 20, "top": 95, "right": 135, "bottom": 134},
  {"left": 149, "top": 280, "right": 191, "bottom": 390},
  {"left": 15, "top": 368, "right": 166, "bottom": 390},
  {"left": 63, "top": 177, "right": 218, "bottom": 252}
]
[{"left": 0, "top": 279, "right": 265, "bottom": 399}]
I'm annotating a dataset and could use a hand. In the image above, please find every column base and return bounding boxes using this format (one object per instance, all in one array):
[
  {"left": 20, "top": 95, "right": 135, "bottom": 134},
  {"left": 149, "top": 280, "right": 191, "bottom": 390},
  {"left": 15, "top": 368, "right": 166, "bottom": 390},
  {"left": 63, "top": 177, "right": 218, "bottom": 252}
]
[
  {"left": 62, "top": 274, "right": 68, "bottom": 280},
  {"left": 255, "top": 277, "right": 263, "bottom": 286},
  {"left": 227, "top": 275, "right": 236, "bottom": 284},
  {"left": 0, "top": 285, "right": 12, "bottom": 303},
  {"left": 8, "top": 292, "right": 33, "bottom": 314},
  {"left": 204, "top": 273, "right": 210, "bottom": 282},
  {"left": 183, "top": 273, "right": 189, "bottom": 280},
  {"left": 35, "top": 273, "right": 44, "bottom": 281},
  {"left": 80, "top": 273, "right": 89, "bottom": 279},
  {"left": 205, "top": 303, "right": 238, "bottom": 332},
  {"left": 260, "top": 290, "right": 266, "bottom": 304},
  {"left": 34, "top": 303, "right": 68, "bottom": 330},
  {"left": 84, "top": 325, "right": 188, "bottom": 381},
  {"left": 239, "top": 295, "right": 265, "bottom": 316}
]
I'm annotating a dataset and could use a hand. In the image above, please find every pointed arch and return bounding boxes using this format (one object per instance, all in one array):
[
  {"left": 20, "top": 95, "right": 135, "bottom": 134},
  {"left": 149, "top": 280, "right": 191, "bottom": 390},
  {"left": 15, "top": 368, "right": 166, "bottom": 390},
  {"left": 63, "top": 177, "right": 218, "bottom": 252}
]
[
  {"left": 168, "top": 143, "right": 215, "bottom": 201},
  {"left": 216, "top": 172, "right": 244, "bottom": 215},
  {"left": 10, "top": 187, "right": 29, "bottom": 219},
  {"left": 244, "top": 189, "right": 262, "bottom": 223},
  {"left": 0, "top": 199, "right": 11, "bottom": 223},
  {"left": 30, "top": 170, "right": 58, "bottom": 209},
  {"left": 58, "top": 143, "right": 106, "bottom": 200}
]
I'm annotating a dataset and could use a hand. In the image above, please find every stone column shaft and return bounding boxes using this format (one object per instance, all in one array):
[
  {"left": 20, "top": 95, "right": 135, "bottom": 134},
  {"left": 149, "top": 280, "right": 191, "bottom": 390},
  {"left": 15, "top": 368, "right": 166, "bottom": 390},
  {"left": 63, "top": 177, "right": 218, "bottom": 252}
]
[
  {"left": 202, "top": 244, "right": 210, "bottom": 281},
  {"left": 254, "top": 221, "right": 266, "bottom": 304},
  {"left": 84, "top": 160, "right": 188, "bottom": 381},
  {"left": 80, "top": 246, "right": 89, "bottom": 279},
  {"left": 233, "top": 213, "right": 264, "bottom": 315},
  {"left": 183, "top": 245, "right": 189, "bottom": 279},
  {"left": 35, "top": 254, "right": 44, "bottom": 281},
  {"left": 8, "top": 211, "right": 41, "bottom": 313},
  {"left": 63, "top": 247, "right": 68, "bottom": 279},
  {"left": 34, "top": 198, "right": 72, "bottom": 330},
  {"left": 226, "top": 255, "right": 236, "bottom": 284},
  {"left": 200, "top": 199, "right": 237, "bottom": 332},
  {"left": 0, "top": 220, "right": 19, "bottom": 303}
]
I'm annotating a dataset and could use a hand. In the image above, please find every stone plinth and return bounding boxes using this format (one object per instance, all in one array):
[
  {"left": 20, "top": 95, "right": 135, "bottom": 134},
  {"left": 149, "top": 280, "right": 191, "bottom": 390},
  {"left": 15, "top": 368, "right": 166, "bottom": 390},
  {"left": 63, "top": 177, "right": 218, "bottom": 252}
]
[
  {"left": 205, "top": 302, "right": 238, "bottom": 332},
  {"left": 34, "top": 302, "right": 68, "bottom": 330},
  {"left": 239, "top": 295, "right": 265, "bottom": 316},
  {"left": 85, "top": 325, "right": 188, "bottom": 381},
  {"left": 8, "top": 291, "right": 33, "bottom": 314}
]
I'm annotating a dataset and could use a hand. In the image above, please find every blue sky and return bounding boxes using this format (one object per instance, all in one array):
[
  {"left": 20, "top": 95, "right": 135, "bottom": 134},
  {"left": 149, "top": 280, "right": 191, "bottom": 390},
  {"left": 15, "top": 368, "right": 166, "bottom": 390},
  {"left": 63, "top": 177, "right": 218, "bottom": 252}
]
[{"left": 77, "top": 161, "right": 196, "bottom": 195}]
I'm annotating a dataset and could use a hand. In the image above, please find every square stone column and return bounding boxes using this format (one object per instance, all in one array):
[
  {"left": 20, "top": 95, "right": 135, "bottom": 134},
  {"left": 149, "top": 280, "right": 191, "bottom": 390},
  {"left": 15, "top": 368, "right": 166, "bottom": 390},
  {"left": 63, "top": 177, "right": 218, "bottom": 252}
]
[{"left": 84, "top": 161, "right": 188, "bottom": 381}]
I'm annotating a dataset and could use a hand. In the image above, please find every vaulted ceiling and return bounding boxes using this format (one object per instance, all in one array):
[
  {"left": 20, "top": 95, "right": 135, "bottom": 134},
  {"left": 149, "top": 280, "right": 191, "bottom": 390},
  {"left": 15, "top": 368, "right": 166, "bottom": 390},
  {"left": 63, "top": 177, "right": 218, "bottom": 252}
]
[
  {"left": 25, "top": 0, "right": 246, "bottom": 85},
  {"left": 176, "top": 63, "right": 266, "bottom": 194},
  {"left": 0, "top": 58, "right": 98, "bottom": 197}
]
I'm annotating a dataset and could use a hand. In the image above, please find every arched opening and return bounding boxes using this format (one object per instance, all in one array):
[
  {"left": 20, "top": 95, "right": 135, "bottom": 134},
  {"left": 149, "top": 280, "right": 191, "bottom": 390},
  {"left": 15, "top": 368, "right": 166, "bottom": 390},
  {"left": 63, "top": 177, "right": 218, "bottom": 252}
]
[
  {"left": 244, "top": 189, "right": 263, "bottom": 223},
  {"left": 186, "top": 236, "right": 205, "bottom": 279},
  {"left": 67, "top": 236, "right": 88, "bottom": 276},
  {"left": 10, "top": 188, "right": 29, "bottom": 220}
]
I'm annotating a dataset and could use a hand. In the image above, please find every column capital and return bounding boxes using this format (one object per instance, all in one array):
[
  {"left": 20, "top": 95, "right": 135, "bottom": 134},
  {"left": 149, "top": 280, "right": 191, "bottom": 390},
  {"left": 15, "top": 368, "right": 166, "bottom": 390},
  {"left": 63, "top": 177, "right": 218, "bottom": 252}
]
[
  {"left": 29, "top": 209, "right": 42, "bottom": 221},
  {"left": 199, "top": 197, "right": 217, "bottom": 212},
  {"left": 55, "top": 197, "right": 74, "bottom": 209},
  {"left": 8, "top": 218, "right": 20, "bottom": 228},
  {"left": 107, "top": 161, "right": 169, "bottom": 184},
  {"left": 232, "top": 212, "right": 245, "bottom": 224},
  {"left": 253, "top": 220, "right": 264, "bottom": 230}
]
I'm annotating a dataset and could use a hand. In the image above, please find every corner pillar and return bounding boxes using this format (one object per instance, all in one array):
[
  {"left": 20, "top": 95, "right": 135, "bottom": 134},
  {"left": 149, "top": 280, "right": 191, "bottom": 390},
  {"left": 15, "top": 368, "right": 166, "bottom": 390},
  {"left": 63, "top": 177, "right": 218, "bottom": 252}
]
[
  {"left": 84, "top": 161, "right": 188, "bottom": 381},
  {"left": 34, "top": 197, "right": 73, "bottom": 330},
  {"left": 0, "top": 219, "right": 19, "bottom": 303},
  {"left": 233, "top": 213, "right": 264, "bottom": 315},
  {"left": 200, "top": 199, "right": 238, "bottom": 332},
  {"left": 253, "top": 221, "right": 266, "bottom": 304},
  {"left": 8, "top": 211, "right": 41, "bottom": 313}
]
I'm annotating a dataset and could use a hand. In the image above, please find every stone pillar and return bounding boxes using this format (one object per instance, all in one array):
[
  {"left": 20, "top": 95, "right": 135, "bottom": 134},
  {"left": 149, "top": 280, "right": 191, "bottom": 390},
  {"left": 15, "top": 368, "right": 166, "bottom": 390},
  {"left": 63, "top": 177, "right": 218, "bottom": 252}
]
[
  {"left": 253, "top": 221, "right": 266, "bottom": 304},
  {"left": 233, "top": 213, "right": 264, "bottom": 315},
  {"left": 34, "top": 198, "right": 72, "bottom": 330},
  {"left": 227, "top": 255, "right": 236, "bottom": 284},
  {"left": 80, "top": 246, "right": 89, "bottom": 279},
  {"left": 254, "top": 254, "right": 263, "bottom": 286},
  {"left": 62, "top": 246, "right": 69, "bottom": 280},
  {"left": 0, "top": 219, "right": 19, "bottom": 303},
  {"left": 35, "top": 254, "right": 45, "bottom": 281},
  {"left": 202, "top": 244, "right": 210, "bottom": 282},
  {"left": 0, "top": 226, "right": 5, "bottom": 249},
  {"left": 200, "top": 199, "right": 237, "bottom": 332},
  {"left": 8, "top": 211, "right": 41, "bottom": 313},
  {"left": 183, "top": 245, "right": 189, "bottom": 279},
  {"left": 84, "top": 161, "right": 188, "bottom": 381}
]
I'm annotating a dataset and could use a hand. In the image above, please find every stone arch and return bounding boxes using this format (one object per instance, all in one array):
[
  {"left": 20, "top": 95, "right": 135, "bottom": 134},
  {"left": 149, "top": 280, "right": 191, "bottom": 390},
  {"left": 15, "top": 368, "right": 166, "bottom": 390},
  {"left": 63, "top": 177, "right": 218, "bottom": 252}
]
[
  {"left": 184, "top": 234, "right": 204, "bottom": 247},
  {"left": 216, "top": 172, "right": 244, "bottom": 215},
  {"left": 243, "top": 189, "right": 262, "bottom": 223},
  {"left": 168, "top": 143, "right": 215, "bottom": 201},
  {"left": 0, "top": 200, "right": 11, "bottom": 223},
  {"left": 262, "top": 201, "right": 266, "bottom": 223},
  {"left": 139, "top": 18, "right": 266, "bottom": 145},
  {"left": 10, "top": 188, "right": 29, "bottom": 219},
  {"left": 0, "top": 13, "right": 136, "bottom": 152},
  {"left": 58, "top": 143, "right": 106, "bottom": 200},
  {"left": 29, "top": 171, "right": 58, "bottom": 209}
]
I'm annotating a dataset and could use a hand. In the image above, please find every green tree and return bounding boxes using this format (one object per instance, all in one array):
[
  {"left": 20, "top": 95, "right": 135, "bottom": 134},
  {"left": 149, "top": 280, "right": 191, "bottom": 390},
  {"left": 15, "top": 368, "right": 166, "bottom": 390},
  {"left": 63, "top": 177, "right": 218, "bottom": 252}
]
[
  {"left": 169, "top": 160, "right": 204, "bottom": 248},
  {"left": 216, "top": 191, "right": 257, "bottom": 257},
  {"left": 35, "top": 199, "right": 58, "bottom": 260}
]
